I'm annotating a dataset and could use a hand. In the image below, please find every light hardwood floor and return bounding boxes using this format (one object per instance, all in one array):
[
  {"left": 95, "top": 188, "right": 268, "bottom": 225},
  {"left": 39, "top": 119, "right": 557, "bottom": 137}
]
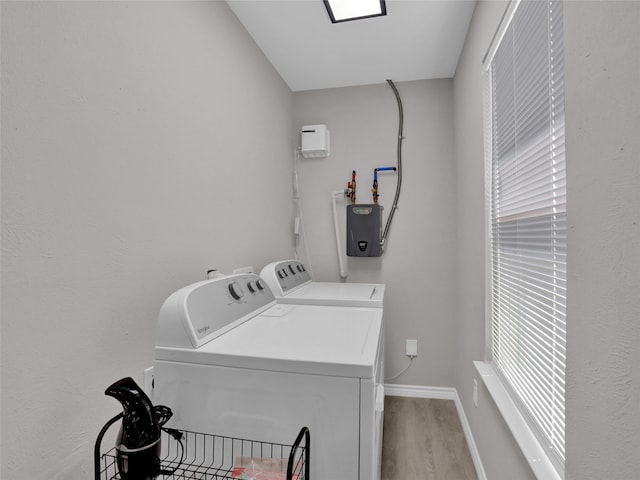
[{"left": 381, "top": 396, "right": 478, "bottom": 480}]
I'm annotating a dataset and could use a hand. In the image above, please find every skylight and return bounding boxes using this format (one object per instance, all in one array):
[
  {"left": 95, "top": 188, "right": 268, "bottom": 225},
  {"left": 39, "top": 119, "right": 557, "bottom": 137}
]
[{"left": 323, "top": 0, "right": 387, "bottom": 23}]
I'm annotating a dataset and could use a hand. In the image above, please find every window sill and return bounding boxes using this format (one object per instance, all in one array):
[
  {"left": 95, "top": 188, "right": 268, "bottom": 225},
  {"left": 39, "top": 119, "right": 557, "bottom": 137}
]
[{"left": 473, "top": 361, "right": 563, "bottom": 480}]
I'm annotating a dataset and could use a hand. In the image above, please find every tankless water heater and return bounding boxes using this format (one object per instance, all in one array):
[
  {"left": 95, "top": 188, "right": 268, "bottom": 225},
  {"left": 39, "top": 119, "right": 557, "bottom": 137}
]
[{"left": 347, "top": 204, "right": 383, "bottom": 257}]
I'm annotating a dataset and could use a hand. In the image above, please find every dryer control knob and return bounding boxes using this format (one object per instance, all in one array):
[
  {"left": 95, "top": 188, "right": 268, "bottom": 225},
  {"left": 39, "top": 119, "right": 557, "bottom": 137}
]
[
  {"left": 247, "top": 281, "right": 256, "bottom": 293},
  {"left": 228, "top": 282, "right": 244, "bottom": 300},
  {"left": 288, "top": 265, "right": 297, "bottom": 275},
  {"left": 256, "top": 279, "right": 266, "bottom": 291}
]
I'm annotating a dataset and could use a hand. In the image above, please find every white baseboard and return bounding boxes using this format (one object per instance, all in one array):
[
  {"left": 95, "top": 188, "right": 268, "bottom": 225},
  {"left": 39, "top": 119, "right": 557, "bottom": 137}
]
[
  {"left": 384, "top": 383, "right": 487, "bottom": 480},
  {"left": 384, "top": 383, "right": 457, "bottom": 400}
]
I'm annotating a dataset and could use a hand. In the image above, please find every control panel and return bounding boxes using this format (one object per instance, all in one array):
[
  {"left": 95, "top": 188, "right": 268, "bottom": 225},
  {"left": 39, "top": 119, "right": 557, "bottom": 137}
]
[
  {"left": 156, "top": 273, "right": 275, "bottom": 349},
  {"left": 260, "top": 260, "right": 312, "bottom": 296},
  {"left": 226, "top": 277, "right": 267, "bottom": 300}
]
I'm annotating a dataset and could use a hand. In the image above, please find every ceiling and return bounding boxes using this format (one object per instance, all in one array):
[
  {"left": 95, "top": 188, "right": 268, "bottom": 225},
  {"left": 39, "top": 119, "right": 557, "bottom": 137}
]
[{"left": 226, "top": 0, "right": 477, "bottom": 92}]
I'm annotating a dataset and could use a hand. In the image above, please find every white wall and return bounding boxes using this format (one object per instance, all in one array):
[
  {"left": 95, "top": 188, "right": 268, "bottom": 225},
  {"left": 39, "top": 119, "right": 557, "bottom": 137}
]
[
  {"left": 1, "top": 2, "right": 293, "bottom": 478},
  {"left": 293, "top": 80, "right": 457, "bottom": 387},
  {"left": 563, "top": 2, "right": 640, "bottom": 478},
  {"left": 454, "top": 1, "right": 640, "bottom": 479}
]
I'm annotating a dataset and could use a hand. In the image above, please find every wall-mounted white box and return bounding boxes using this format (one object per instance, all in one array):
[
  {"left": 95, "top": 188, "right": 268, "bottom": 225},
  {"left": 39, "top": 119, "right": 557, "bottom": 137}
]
[{"left": 301, "top": 124, "right": 330, "bottom": 158}]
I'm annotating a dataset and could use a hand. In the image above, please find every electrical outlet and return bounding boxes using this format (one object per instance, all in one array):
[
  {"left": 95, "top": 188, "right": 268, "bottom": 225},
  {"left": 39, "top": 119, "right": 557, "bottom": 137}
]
[
  {"left": 405, "top": 339, "right": 418, "bottom": 357},
  {"left": 143, "top": 366, "right": 154, "bottom": 396},
  {"left": 473, "top": 378, "right": 479, "bottom": 407}
]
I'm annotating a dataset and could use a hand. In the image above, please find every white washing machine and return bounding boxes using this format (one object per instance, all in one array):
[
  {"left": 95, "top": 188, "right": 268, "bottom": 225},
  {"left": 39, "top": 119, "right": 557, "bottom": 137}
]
[
  {"left": 153, "top": 273, "right": 385, "bottom": 480},
  {"left": 260, "top": 260, "right": 385, "bottom": 308}
]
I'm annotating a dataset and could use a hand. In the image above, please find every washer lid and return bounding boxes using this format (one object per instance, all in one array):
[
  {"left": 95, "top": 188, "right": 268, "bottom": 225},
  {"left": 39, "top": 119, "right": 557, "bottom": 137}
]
[
  {"left": 260, "top": 259, "right": 385, "bottom": 307},
  {"left": 155, "top": 304, "right": 383, "bottom": 378},
  {"left": 277, "top": 282, "right": 385, "bottom": 308}
]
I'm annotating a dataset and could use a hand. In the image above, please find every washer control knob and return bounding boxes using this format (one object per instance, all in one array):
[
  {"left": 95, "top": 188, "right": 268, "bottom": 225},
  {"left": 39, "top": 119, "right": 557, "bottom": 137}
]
[
  {"left": 256, "top": 279, "right": 266, "bottom": 291},
  {"left": 247, "top": 281, "right": 256, "bottom": 293},
  {"left": 228, "top": 282, "right": 244, "bottom": 300},
  {"left": 277, "top": 270, "right": 284, "bottom": 279},
  {"left": 288, "top": 265, "right": 297, "bottom": 275}
]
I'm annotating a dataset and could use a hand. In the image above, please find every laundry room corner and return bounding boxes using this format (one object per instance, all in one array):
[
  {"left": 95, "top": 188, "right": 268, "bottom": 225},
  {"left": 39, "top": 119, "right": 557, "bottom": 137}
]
[{"left": 293, "top": 80, "right": 458, "bottom": 389}]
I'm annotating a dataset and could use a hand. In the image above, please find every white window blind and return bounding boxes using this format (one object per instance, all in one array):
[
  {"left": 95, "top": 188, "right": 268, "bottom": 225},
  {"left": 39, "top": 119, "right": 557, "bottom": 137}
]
[{"left": 486, "top": 0, "right": 566, "bottom": 475}]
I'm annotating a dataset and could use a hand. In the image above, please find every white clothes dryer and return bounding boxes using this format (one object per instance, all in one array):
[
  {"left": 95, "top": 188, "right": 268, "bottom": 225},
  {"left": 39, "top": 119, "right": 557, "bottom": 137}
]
[
  {"left": 260, "top": 260, "right": 385, "bottom": 308},
  {"left": 153, "top": 273, "right": 384, "bottom": 480}
]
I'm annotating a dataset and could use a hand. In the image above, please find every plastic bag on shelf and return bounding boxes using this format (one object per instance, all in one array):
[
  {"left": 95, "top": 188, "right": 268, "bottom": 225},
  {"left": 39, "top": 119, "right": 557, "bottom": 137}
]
[{"left": 231, "top": 457, "right": 298, "bottom": 480}]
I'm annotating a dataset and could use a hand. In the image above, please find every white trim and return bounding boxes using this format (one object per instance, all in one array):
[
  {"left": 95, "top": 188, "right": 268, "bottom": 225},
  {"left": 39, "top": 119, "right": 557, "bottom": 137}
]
[
  {"left": 482, "top": 0, "right": 520, "bottom": 68},
  {"left": 453, "top": 391, "right": 488, "bottom": 480},
  {"left": 384, "top": 383, "right": 456, "bottom": 400},
  {"left": 384, "top": 384, "right": 487, "bottom": 480},
  {"left": 474, "top": 361, "right": 563, "bottom": 480},
  {"left": 482, "top": 61, "right": 493, "bottom": 363}
]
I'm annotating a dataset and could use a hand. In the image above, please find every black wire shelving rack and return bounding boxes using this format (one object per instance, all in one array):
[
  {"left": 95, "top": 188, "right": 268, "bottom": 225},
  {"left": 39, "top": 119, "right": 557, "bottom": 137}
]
[{"left": 94, "top": 412, "right": 309, "bottom": 480}]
